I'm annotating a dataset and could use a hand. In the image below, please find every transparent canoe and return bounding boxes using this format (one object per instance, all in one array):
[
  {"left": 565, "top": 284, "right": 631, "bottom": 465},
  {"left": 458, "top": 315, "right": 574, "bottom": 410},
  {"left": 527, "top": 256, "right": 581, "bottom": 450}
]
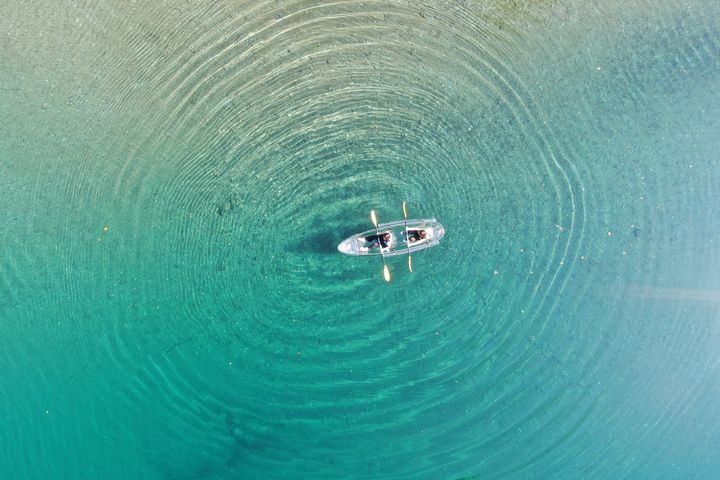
[{"left": 337, "top": 218, "right": 445, "bottom": 256}]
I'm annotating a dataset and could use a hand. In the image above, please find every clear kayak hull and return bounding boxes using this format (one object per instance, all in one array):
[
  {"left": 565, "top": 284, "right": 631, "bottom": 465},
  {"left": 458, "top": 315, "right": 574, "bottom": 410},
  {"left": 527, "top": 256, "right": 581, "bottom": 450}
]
[{"left": 337, "top": 218, "right": 445, "bottom": 256}]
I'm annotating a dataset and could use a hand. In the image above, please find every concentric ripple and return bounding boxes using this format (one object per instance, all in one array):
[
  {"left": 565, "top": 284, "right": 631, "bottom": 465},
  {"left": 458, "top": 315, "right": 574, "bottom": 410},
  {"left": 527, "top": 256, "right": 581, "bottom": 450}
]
[{"left": 2, "top": 1, "right": 720, "bottom": 479}]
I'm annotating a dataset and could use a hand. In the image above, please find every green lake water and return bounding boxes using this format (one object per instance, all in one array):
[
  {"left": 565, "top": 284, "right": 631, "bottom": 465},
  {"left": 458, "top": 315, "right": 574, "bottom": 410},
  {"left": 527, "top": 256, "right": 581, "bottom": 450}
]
[{"left": 2, "top": 1, "right": 720, "bottom": 478}]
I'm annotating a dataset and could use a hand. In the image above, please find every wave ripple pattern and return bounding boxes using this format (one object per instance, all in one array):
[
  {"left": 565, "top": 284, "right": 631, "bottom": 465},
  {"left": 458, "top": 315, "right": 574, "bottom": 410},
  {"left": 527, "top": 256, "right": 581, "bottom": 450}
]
[{"left": 1, "top": 1, "right": 720, "bottom": 479}]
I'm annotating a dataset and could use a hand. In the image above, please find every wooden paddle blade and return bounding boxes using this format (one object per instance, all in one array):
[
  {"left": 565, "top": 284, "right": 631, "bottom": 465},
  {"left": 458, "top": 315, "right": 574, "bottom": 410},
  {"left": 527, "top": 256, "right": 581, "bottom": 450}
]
[
  {"left": 402, "top": 201, "right": 408, "bottom": 218},
  {"left": 408, "top": 255, "right": 413, "bottom": 273},
  {"left": 370, "top": 210, "right": 378, "bottom": 227},
  {"left": 383, "top": 264, "right": 391, "bottom": 282}
]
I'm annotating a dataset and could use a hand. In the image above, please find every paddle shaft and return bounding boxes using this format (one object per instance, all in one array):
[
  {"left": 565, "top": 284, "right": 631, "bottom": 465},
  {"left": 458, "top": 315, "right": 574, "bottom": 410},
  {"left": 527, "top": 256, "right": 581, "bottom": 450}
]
[
  {"left": 402, "top": 201, "right": 413, "bottom": 272},
  {"left": 370, "top": 210, "right": 391, "bottom": 282}
]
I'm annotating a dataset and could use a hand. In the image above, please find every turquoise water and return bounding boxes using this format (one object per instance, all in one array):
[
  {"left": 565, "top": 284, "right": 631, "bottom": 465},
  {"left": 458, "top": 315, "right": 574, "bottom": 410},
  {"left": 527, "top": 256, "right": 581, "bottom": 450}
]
[{"left": 2, "top": 1, "right": 720, "bottom": 478}]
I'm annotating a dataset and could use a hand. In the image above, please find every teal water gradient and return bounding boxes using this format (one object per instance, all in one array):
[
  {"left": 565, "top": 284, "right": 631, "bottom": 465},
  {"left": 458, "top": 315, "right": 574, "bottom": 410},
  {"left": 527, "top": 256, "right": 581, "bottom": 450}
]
[{"left": 1, "top": 1, "right": 720, "bottom": 479}]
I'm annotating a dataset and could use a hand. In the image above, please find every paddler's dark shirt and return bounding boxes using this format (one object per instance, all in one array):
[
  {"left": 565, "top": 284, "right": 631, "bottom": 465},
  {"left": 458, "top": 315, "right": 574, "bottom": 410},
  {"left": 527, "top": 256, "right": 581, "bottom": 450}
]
[{"left": 365, "top": 234, "right": 388, "bottom": 248}]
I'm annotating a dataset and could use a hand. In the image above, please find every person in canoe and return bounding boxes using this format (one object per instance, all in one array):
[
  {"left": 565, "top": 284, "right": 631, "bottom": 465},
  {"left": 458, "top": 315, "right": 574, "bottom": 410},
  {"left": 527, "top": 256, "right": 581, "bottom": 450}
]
[
  {"left": 406, "top": 229, "right": 427, "bottom": 243},
  {"left": 365, "top": 232, "right": 391, "bottom": 249}
]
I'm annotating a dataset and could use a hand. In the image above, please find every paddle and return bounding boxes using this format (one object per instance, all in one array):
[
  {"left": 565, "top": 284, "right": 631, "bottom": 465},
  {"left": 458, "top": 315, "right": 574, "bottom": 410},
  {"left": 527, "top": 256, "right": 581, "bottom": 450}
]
[
  {"left": 402, "top": 201, "right": 413, "bottom": 272},
  {"left": 370, "top": 209, "right": 391, "bottom": 282}
]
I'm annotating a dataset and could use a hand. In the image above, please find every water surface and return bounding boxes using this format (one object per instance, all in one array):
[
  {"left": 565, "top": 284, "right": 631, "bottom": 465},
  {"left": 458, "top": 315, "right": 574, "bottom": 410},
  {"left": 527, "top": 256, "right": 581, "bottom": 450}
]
[{"left": 1, "top": 1, "right": 719, "bottom": 478}]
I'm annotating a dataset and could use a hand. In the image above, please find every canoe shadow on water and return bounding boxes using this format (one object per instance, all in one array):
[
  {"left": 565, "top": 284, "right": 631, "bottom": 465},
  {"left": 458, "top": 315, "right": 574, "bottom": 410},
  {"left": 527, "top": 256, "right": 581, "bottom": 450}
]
[{"left": 291, "top": 224, "right": 360, "bottom": 255}]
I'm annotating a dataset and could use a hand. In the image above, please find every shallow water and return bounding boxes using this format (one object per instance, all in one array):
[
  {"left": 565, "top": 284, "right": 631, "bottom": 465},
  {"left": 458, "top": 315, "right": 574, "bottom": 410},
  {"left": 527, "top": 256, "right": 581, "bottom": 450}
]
[{"left": 2, "top": 1, "right": 720, "bottom": 479}]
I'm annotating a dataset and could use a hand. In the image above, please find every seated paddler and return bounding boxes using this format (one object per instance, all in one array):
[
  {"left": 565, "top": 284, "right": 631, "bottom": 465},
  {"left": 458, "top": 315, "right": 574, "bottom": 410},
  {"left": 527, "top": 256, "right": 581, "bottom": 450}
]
[
  {"left": 365, "top": 232, "right": 391, "bottom": 249},
  {"left": 406, "top": 229, "right": 427, "bottom": 243}
]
